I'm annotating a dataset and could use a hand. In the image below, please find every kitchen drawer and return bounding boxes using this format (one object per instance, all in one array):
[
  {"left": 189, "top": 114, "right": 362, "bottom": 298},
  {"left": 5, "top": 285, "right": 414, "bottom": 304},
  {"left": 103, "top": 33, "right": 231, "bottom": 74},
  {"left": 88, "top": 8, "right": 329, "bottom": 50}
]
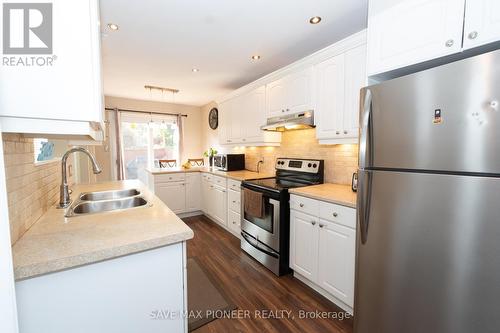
[
  {"left": 228, "top": 189, "right": 241, "bottom": 213},
  {"left": 319, "top": 201, "right": 356, "bottom": 229},
  {"left": 290, "top": 194, "right": 319, "bottom": 216},
  {"left": 228, "top": 210, "right": 241, "bottom": 233},
  {"left": 212, "top": 175, "right": 227, "bottom": 187},
  {"left": 154, "top": 173, "right": 185, "bottom": 183},
  {"left": 227, "top": 179, "right": 241, "bottom": 192}
]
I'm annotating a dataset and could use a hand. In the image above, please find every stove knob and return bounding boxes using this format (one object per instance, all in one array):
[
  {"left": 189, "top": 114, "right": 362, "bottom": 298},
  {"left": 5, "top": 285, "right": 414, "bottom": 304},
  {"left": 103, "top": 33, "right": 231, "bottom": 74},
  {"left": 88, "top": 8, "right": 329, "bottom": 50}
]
[
  {"left": 308, "top": 163, "right": 312, "bottom": 168},
  {"left": 313, "top": 163, "right": 317, "bottom": 168}
]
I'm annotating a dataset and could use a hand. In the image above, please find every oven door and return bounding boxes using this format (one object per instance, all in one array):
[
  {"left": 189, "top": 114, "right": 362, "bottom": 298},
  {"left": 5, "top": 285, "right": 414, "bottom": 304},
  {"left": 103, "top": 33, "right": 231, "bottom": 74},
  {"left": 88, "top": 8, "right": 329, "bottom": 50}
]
[{"left": 240, "top": 189, "right": 281, "bottom": 252}]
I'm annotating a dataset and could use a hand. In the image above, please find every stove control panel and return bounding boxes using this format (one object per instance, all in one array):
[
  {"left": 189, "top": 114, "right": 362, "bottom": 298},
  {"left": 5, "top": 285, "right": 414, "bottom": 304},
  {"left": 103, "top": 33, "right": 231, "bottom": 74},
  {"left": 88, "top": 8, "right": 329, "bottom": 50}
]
[{"left": 276, "top": 158, "right": 322, "bottom": 174}]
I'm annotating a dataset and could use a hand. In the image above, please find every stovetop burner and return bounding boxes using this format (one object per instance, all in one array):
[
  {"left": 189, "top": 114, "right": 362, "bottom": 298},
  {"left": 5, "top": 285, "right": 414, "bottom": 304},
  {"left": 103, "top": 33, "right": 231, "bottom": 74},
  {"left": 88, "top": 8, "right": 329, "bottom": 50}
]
[
  {"left": 242, "top": 158, "right": 325, "bottom": 195},
  {"left": 243, "top": 177, "right": 319, "bottom": 192}
]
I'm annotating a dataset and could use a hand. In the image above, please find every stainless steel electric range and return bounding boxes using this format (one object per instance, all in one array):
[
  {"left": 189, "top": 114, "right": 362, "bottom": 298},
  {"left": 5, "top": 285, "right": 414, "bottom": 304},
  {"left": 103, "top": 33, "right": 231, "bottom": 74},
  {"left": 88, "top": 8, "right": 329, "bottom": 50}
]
[{"left": 240, "top": 158, "right": 324, "bottom": 276}]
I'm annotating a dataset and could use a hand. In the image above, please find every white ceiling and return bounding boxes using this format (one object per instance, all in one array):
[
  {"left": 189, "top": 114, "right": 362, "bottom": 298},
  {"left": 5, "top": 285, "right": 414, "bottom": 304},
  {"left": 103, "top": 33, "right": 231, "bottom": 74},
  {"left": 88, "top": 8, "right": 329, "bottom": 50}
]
[{"left": 100, "top": 0, "right": 368, "bottom": 107}]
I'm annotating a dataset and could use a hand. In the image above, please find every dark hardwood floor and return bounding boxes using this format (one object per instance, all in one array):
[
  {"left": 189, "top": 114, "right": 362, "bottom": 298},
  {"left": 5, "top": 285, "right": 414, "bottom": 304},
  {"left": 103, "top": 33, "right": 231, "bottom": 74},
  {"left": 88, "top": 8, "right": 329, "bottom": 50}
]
[{"left": 184, "top": 215, "right": 354, "bottom": 333}]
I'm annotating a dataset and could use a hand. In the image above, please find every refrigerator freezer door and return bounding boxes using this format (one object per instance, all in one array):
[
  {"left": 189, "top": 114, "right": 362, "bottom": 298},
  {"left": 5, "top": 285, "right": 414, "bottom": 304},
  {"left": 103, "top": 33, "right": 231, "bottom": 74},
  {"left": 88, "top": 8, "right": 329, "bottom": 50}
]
[
  {"left": 361, "top": 49, "right": 500, "bottom": 174},
  {"left": 355, "top": 170, "right": 500, "bottom": 333}
]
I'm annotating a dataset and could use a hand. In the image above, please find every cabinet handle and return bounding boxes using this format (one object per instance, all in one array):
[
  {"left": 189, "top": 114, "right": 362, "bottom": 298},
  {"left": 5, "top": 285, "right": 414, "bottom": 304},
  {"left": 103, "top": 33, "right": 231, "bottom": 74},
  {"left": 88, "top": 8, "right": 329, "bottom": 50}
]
[
  {"left": 299, "top": 203, "right": 304, "bottom": 207},
  {"left": 311, "top": 221, "right": 316, "bottom": 226},
  {"left": 242, "top": 138, "right": 246, "bottom": 141},
  {"left": 281, "top": 109, "right": 285, "bottom": 113},
  {"left": 336, "top": 131, "right": 340, "bottom": 135},
  {"left": 319, "top": 224, "right": 325, "bottom": 228},
  {"left": 232, "top": 200, "right": 236, "bottom": 203},
  {"left": 332, "top": 212, "right": 338, "bottom": 217},
  {"left": 343, "top": 130, "right": 348, "bottom": 135},
  {"left": 286, "top": 108, "right": 290, "bottom": 112},
  {"left": 445, "top": 39, "right": 454, "bottom": 47},
  {"left": 468, "top": 31, "right": 478, "bottom": 40}
]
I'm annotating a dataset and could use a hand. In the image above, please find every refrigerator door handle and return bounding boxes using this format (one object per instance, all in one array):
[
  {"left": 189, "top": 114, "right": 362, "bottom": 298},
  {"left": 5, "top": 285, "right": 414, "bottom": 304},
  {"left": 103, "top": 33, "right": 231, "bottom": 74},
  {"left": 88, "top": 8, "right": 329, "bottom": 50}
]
[
  {"left": 358, "top": 170, "right": 372, "bottom": 244},
  {"left": 359, "top": 88, "right": 373, "bottom": 169}
]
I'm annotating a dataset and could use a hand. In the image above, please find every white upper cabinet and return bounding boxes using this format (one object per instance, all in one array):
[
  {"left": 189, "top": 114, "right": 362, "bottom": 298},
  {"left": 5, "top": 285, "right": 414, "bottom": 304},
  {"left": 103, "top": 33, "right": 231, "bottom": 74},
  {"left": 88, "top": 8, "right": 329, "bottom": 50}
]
[
  {"left": 315, "top": 43, "right": 367, "bottom": 144},
  {"left": 343, "top": 44, "right": 367, "bottom": 137},
  {"left": 217, "top": 30, "right": 366, "bottom": 146},
  {"left": 463, "top": 0, "right": 500, "bottom": 50},
  {"left": 266, "top": 79, "right": 287, "bottom": 117},
  {"left": 0, "top": 0, "right": 104, "bottom": 140},
  {"left": 219, "top": 86, "right": 281, "bottom": 146},
  {"left": 367, "top": 0, "right": 466, "bottom": 76},
  {"left": 315, "top": 54, "right": 345, "bottom": 141},
  {"left": 266, "top": 67, "right": 314, "bottom": 118},
  {"left": 285, "top": 67, "right": 314, "bottom": 114}
]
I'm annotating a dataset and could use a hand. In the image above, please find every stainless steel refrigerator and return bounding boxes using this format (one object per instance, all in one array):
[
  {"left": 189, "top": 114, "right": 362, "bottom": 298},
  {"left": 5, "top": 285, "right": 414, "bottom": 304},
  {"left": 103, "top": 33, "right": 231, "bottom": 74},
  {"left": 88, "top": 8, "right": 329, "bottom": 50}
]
[{"left": 355, "top": 50, "right": 500, "bottom": 333}]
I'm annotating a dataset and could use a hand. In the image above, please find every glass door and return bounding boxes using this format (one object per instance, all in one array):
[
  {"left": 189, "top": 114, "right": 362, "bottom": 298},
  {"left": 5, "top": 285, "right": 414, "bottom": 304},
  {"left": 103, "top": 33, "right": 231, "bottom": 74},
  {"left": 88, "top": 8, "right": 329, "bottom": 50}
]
[{"left": 120, "top": 113, "right": 179, "bottom": 180}]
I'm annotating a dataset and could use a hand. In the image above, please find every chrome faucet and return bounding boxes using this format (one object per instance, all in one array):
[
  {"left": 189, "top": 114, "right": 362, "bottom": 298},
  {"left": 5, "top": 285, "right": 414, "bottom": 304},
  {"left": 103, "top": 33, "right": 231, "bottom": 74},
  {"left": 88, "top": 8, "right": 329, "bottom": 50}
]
[{"left": 59, "top": 147, "right": 102, "bottom": 208}]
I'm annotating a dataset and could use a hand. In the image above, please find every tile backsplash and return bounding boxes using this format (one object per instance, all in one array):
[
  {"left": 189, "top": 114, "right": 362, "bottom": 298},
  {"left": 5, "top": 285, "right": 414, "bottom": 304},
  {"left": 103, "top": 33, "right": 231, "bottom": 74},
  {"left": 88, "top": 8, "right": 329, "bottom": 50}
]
[
  {"left": 229, "top": 129, "right": 358, "bottom": 185},
  {"left": 2, "top": 134, "right": 71, "bottom": 244}
]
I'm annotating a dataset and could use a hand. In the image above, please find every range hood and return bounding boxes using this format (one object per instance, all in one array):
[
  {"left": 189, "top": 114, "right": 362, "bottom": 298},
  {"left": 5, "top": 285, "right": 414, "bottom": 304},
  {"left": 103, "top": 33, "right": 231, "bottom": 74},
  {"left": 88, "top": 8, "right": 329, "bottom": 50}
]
[{"left": 261, "top": 111, "right": 315, "bottom": 132}]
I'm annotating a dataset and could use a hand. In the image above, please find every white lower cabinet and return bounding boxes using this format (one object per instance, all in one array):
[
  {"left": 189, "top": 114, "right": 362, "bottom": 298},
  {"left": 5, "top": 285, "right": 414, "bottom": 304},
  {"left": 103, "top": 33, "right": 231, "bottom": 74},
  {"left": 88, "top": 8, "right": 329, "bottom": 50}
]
[
  {"left": 226, "top": 179, "right": 242, "bottom": 237},
  {"left": 211, "top": 185, "right": 227, "bottom": 227},
  {"left": 155, "top": 182, "right": 186, "bottom": 214},
  {"left": 290, "top": 211, "right": 319, "bottom": 281},
  {"left": 16, "top": 243, "right": 187, "bottom": 333},
  {"left": 290, "top": 194, "right": 356, "bottom": 312},
  {"left": 317, "top": 220, "right": 356, "bottom": 308},
  {"left": 227, "top": 209, "right": 241, "bottom": 235},
  {"left": 185, "top": 173, "right": 201, "bottom": 212},
  {"left": 151, "top": 171, "right": 242, "bottom": 236},
  {"left": 149, "top": 171, "right": 201, "bottom": 214}
]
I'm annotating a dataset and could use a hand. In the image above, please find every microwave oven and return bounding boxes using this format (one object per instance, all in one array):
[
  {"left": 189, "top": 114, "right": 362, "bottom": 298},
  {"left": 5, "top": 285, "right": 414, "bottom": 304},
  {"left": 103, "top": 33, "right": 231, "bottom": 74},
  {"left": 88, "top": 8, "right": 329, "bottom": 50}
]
[{"left": 213, "top": 154, "right": 245, "bottom": 171}]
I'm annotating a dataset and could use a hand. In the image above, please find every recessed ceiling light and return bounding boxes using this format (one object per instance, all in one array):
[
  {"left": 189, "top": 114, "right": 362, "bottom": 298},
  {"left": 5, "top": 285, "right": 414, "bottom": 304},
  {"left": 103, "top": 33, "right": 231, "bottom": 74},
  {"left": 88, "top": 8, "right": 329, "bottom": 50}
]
[
  {"left": 309, "top": 16, "right": 322, "bottom": 24},
  {"left": 107, "top": 23, "right": 119, "bottom": 31},
  {"left": 251, "top": 55, "right": 261, "bottom": 60},
  {"left": 192, "top": 68, "right": 199, "bottom": 73}
]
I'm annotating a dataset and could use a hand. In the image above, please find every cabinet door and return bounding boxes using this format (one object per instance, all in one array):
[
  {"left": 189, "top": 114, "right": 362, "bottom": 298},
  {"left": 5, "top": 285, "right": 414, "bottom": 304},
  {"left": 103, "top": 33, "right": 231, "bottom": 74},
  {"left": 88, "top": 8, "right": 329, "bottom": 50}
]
[
  {"left": 290, "top": 210, "right": 319, "bottom": 281},
  {"left": 315, "top": 54, "right": 345, "bottom": 140},
  {"left": 185, "top": 173, "right": 201, "bottom": 212},
  {"left": 212, "top": 186, "right": 227, "bottom": 227},
  {"left": 285, "top": 67, "right": 314, "bottom": 114},
  {"left": 266, "top": 78, "right": 287, "bottom": 117},
  {"left": 343, "top": 44, "right": 367, "bottom": 138},
  {"left": 155, "top": 182, "right": 186, "bottom": 214},
  {"left": 201, "top": 174, "right": 210, "bottom": 213},
  {"left": 463, "top": 0, "right": 500, "bottom": 50},
  {"left": 243, "top": 87, "right": 266, "bottom": 143},
  {"left": 227, "top": 210, "right": 241, "bottom": 235},
  {"left": 218, "top": 101, "right": 231, "bottom": 145},
  {"left": 207, "top": 184, "right": 216, "bottom": 218},
  {"left": 367, "top": 0, "right": 466, "bottom": 76},
  {"left": 229, "top": 98, "right": 243, "bottom": 144},
  {"left": 0, "top": 0, "right": 103, "bottom": 124},
  {"left": 317, "top": 220, "right": 356, "bottom": 307}
]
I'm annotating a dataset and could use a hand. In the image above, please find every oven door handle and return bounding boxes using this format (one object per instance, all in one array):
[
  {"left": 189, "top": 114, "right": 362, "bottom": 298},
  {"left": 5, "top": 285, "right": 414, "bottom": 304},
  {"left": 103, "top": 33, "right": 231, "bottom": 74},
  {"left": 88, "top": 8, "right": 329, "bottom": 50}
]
[{"left": 241, "top": 233, "right": 279, "bottom": 259}]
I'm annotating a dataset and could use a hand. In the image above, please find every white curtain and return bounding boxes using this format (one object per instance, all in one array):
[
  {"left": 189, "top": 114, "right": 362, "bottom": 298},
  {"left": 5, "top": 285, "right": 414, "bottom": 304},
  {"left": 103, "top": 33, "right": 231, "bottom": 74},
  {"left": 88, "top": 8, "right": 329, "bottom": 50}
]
[
  {"left": 114, "top": 110, "right": 126, "bottom": 180},
  {"left": 177, "top": 114, "right": 184, "bottom": 164}
]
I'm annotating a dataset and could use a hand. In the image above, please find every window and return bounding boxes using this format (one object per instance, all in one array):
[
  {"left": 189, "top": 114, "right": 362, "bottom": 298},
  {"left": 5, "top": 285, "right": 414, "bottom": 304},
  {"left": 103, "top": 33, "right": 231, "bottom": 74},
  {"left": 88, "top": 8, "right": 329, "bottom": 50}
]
[{"left": 120, "top": 113, "right": 179, "bottom": 180}]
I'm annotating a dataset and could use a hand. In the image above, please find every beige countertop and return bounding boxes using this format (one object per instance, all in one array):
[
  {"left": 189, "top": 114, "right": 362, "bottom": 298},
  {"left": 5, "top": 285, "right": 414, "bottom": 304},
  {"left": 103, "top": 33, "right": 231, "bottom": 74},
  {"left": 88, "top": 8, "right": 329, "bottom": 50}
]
[
  {"left": 12, "top": 180, "right": 193, "bottom": 281},
  {"left": 146, "top": 167, "right": 273, "bottom": 181},
  {"left": 289, "top": 183, "right": 357, "bottom": 208}
]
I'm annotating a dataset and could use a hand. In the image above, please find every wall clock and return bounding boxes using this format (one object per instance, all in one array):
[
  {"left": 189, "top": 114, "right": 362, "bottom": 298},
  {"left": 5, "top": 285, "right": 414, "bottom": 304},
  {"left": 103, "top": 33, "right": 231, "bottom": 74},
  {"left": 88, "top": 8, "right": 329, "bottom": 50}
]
[{"left": 208, "top": 107, "right": 218, "bottom": 130}]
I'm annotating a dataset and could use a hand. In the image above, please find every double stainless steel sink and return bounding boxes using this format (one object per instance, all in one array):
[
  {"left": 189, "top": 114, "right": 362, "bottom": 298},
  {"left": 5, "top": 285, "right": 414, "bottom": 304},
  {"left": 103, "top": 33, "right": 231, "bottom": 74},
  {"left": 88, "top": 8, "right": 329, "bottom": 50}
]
[{"left": 65, "top": 189, "right": 150, "bottom": 217}]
